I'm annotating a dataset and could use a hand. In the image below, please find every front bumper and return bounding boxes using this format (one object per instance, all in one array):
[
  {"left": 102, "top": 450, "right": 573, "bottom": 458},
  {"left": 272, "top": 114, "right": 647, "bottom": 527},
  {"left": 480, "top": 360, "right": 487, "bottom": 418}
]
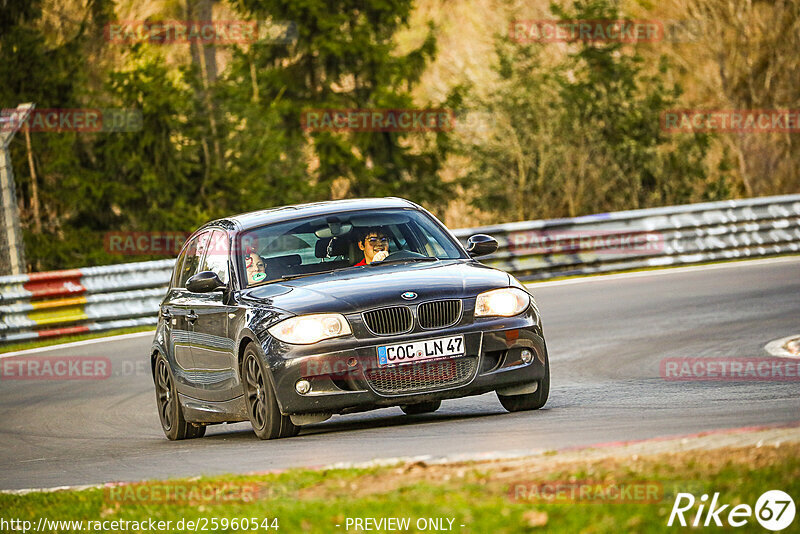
[{"left": 265, "top": 309, "right": 547, "bottom": 415}]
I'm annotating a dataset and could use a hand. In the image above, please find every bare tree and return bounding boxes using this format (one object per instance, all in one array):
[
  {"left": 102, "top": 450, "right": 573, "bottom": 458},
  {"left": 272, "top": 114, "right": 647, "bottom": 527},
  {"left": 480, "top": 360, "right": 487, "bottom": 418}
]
[{"left": 687, "top": 0, "right": 800, "bottom": 196}]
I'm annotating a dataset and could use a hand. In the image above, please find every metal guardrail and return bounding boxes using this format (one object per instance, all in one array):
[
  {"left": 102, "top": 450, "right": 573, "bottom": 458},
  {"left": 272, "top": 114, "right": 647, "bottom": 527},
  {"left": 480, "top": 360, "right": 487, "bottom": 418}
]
[
  {"left": 1, "top": 195, "right": 798, "bottom": 344},
  {"left": 0, "top": 260, "right": 173, "bottom": 344},
  {"left": 453, "top": 193, "right": 800, "bottom": 280}
]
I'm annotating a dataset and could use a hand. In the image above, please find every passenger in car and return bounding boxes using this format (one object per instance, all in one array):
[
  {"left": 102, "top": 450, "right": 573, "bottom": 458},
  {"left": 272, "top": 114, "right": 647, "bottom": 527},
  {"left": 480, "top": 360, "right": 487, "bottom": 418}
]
[
  {"left": 355, "top": 227, "right": 390, "bottom": 265},
  {"left": 244, "top": 249, "right": 267, "bottom": 284}
]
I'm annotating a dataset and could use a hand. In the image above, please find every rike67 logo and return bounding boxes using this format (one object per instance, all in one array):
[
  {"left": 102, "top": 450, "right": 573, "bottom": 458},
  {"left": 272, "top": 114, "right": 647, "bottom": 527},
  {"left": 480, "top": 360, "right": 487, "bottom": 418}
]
[{"left": 668, "top": 490, "right": 795, "bottom": 530}]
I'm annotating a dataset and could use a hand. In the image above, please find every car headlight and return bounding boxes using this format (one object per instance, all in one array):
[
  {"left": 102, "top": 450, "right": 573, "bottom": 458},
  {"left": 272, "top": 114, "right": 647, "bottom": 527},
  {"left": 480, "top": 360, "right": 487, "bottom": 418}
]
[
  {"left": 268, "top": 314, "right": 352, "bottom": 345},
  {"left": 475, "top": 287, "right": 531, "bottom": 317}
]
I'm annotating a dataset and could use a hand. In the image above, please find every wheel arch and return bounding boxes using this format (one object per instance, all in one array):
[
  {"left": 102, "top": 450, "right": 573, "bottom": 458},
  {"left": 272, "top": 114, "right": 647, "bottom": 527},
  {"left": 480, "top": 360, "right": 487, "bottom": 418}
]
[
  {"left": 237, "top": 330, "right": 288, "bottom": 414},
  {"left": 237, "top": 334, "right": 254, "bottom": 371},
  {"left": 151, "top": 349, "right": 160, "bottom": 376}
]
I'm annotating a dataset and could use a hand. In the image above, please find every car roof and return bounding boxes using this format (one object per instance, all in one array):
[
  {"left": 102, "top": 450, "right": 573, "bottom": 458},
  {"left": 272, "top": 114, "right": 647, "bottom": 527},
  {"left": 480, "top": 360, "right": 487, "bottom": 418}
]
[{"left": 200, "top": 197, "right": 420, "bottom": 233}]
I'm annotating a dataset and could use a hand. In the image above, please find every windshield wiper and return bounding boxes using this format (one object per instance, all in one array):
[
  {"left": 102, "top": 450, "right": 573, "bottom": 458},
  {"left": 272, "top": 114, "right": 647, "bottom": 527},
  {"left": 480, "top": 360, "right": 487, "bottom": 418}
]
[
  {"left": 248, "top": 258, "right": 439, "bottom": 288},
  {"left": 372, "top": 256, "right": 439, "bottom": 266},
  {"left": 249, "top": 269, "right": 339, "bottom": 287},
  {"left": 275, "top": 269, "right": 339, "bottom": 281}
]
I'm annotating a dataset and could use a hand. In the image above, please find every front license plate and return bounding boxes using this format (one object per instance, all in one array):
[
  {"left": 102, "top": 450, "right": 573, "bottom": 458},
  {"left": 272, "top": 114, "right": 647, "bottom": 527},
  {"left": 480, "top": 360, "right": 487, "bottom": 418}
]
[{"left": 377, "top": 335, "right": 464, "bottom": 367}]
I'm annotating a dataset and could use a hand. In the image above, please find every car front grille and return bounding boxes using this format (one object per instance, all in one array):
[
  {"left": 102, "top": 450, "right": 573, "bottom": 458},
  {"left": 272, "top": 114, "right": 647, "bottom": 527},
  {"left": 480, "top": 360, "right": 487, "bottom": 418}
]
[
  {"left": 365, "top": 356, "right": 477, "bottom": 395},
  {"left": 363, "top": 306, "right": 413, "bottom": 335},
  {"left": 417, "top": 299, "right": 462, "bottom": 329}
]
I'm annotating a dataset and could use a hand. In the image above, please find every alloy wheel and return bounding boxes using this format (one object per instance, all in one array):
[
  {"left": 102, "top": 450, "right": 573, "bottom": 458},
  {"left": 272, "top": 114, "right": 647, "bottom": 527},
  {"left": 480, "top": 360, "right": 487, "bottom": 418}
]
[
  {"left": 244, "top": 353, "right": 267, "bottom": 430},
  {"left": 156, "top": 358, "right": 174, "bottom": 431}
]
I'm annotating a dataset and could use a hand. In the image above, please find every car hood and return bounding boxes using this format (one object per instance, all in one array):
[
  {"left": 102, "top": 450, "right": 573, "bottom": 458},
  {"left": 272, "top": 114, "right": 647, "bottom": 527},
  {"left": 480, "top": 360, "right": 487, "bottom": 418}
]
[{"left": 240, "top": 260, "right": 511, "bottom": 314}]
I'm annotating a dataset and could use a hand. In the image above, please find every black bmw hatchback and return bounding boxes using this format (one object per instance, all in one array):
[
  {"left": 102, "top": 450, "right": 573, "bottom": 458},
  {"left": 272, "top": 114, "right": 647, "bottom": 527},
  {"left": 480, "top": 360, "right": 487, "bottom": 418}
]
[{"left": 151, "top": 198, "right": 549, "bottom": 440}]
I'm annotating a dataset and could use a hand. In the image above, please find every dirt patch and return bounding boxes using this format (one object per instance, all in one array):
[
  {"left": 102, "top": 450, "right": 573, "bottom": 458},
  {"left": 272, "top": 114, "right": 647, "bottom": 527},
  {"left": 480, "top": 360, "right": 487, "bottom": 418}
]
[{"left": 299, "top": 424, "right": 800, "bottom": 500}]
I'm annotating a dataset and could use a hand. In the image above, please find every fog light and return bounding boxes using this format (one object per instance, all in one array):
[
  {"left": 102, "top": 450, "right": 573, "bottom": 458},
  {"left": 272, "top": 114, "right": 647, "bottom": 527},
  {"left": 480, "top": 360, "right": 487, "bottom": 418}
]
[
  {"left": 521, "top": 349, "right": 533, "bottom": 364},
  {"left": 295, "top": 379, "right": 311, "bottom": 394},
  {"left": 347, "top": 357, "right": 358, "bottom": 368}
]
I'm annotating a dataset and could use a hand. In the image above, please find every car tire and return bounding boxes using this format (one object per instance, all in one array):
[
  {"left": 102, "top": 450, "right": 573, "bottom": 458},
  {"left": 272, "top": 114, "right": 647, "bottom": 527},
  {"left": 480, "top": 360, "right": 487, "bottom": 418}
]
[
  {"left": 154, "top": 353, "right": 206, "bottom": 440},
  {"left": 400, "top": 400, "right": 442, "bottom": 415},
  {"left": 497, "top": 355, "right": 550, "bottom": 412},
  {"left": 242, "top": 343, "right": 299, "bottom": 440}
]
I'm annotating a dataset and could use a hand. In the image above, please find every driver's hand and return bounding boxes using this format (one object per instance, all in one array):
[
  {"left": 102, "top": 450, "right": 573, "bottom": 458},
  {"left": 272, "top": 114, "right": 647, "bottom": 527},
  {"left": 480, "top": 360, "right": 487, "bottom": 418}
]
[{"left": 373, "top": 250, "right": 389, "bottom": 262}]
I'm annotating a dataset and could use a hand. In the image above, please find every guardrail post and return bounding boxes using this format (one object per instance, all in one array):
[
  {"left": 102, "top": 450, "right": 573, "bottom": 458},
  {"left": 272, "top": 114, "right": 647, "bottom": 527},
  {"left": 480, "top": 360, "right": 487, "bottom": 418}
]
[{"left": 0, "top": 103, "right": 34, "bottom": 276}]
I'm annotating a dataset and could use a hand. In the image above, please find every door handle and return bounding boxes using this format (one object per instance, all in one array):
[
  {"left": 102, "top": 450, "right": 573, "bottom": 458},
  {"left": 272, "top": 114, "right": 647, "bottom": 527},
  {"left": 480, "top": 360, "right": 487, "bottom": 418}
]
[
  {"left": 187, "top": 311, "right": 198, "bottom": 323},
  {"left": 161, "top": 308, "right": 172, "bottom": 320}
]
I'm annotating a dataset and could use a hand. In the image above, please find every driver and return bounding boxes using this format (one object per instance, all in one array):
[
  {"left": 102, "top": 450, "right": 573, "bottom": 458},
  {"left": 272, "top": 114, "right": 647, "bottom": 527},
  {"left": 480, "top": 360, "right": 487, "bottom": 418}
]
[
  {"left": 244, "top": 248, "right": 267, "bottom": 284},
  {"left": 355, "top": 227, "right": 390, "bottom": 265}
]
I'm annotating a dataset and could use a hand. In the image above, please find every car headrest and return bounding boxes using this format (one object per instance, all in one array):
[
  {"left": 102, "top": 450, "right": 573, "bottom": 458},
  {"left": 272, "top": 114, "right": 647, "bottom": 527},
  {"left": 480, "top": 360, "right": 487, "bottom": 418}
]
[
  {"left": 263, "top": 254, "right": 302, "bottom": 275},
  {"left": 314, "top": 238, "right": 330, "bottom": 258},
  {"left": 315, "top": 237, "right": 348, "bottom": 258}
]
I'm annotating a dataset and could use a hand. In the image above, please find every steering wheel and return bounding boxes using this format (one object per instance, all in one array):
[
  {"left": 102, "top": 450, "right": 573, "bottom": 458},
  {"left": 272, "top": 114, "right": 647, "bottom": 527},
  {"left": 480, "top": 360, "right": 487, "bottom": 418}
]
[{"left": 377, "top": 250, "right": 427, "bottom": 262}]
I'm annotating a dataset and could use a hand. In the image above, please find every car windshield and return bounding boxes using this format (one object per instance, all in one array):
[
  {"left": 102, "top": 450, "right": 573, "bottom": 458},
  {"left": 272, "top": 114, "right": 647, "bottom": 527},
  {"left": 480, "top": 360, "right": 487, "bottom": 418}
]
[{"left": 237, "top": 208, "right": 465, "bottom": 287}]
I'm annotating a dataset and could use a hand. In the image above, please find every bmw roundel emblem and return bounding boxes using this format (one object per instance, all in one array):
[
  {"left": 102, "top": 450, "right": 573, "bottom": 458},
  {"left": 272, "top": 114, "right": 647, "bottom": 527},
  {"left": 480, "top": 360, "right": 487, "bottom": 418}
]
[{"left": 401, "top": 291, "right": 417, "bottom": 300}]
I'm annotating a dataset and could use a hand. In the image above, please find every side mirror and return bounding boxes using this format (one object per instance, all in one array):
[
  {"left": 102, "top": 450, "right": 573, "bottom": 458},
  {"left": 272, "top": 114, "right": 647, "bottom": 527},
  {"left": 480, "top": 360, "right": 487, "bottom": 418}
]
[
  {"left": 186, "top": 271, "right": 226, "bottom": 293},
  {"left": 466, "top": 234, "right": 499, "bottom": 258}
]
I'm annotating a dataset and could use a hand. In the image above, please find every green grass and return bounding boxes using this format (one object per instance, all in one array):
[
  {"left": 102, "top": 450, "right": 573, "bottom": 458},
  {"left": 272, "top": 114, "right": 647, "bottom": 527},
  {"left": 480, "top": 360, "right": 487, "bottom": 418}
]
[
  {"left": 0, "top": 326, "right": 154, "bottom": 354},
  {"left": 2, "top": 443, "right": 798, "bottom": 533}
]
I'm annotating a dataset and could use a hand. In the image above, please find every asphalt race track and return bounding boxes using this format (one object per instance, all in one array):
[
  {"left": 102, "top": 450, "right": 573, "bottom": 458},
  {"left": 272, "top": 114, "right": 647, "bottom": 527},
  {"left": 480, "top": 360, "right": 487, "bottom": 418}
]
[{"left": 1, "top": 257, "right": 799, "bottom": 491}]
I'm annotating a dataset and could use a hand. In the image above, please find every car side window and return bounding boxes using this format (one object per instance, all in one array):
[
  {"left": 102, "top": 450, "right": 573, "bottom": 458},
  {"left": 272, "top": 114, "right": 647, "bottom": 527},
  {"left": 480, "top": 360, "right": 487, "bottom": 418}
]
[
  {"left": 200, "top": 230, "right": 229, "bottom": 285},
  {"left": 171, "top": 247, "right": 189, "bottom": 288},
  {"left": 176, "top": 231, "right": 209, "bottom": 288},
  {"left": 416, "top": 224, "right": 447, "bottom": 257}
]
